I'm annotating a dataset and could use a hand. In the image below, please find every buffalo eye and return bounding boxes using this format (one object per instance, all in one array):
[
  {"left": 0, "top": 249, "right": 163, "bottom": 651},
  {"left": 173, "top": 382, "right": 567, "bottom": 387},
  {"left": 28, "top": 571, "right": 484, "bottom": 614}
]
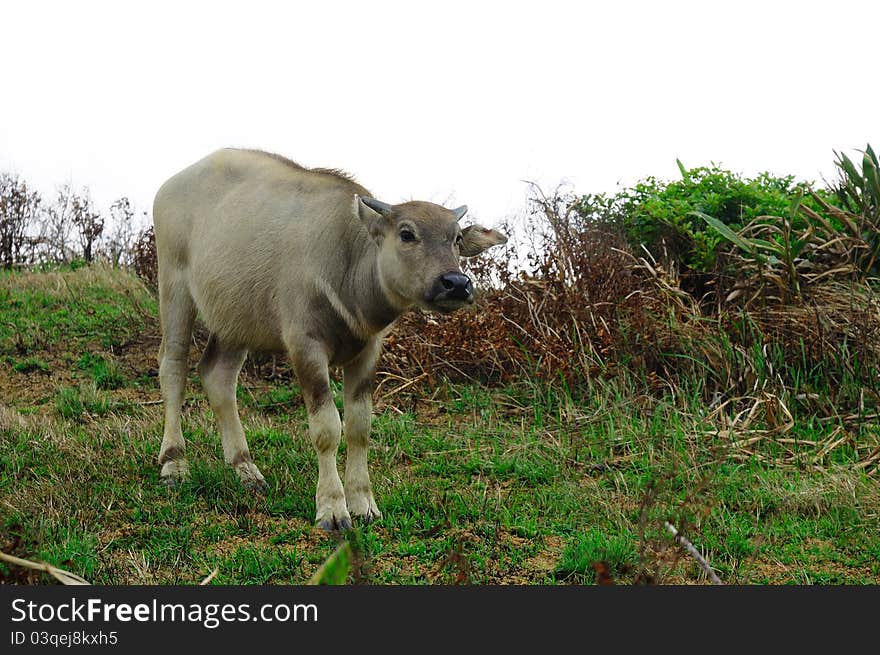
[
  {"left": 455, "top": 234, "right": 463, "bottom": 247},
  {"left": 400, "top": 229, "right": 416, "bottom": 243}
]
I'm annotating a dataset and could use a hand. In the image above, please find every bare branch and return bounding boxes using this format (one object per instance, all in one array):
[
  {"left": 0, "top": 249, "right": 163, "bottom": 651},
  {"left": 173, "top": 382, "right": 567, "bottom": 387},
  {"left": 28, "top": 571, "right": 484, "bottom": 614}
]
[
  {"left": 0, "top": 550, "right": 91, "bottom": 585},
  {"left": 664, "top": 521, "right": 722, "bottom": 585}
]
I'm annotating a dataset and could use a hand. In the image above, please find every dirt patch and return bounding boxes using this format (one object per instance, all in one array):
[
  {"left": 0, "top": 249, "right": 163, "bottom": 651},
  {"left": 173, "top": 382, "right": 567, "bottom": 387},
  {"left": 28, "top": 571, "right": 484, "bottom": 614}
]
[
  {"left": 1, "top": 328, "right": 164, "bottom": 409},
  {"left": 0, "top": 362, "right": 59, "bottom": 406},
  {"left": 113, "top": 330, "right": 162, "bottom": 380},
  {"left": 524, "top": 535, "right": 564, "bottom": 573}
]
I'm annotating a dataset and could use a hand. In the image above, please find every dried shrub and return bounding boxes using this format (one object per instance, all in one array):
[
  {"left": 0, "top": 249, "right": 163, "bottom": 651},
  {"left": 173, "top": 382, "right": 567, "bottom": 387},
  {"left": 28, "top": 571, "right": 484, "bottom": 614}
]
[
  {"left": 66, "top": 189, "right": 103, "bottom": 263},
  {"left": 383, "top": 186, "right": 652, "bottom": 386},
  {"left": 132, "top": 226, "right": 157, "bottom": 288},
  {"left": 0, "top": 173, "right": 41, "bottom": 269}
]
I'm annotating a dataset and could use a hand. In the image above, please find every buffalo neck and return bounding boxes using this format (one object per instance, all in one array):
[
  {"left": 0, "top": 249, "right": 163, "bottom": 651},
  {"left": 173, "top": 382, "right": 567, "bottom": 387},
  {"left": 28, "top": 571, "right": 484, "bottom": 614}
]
[{"left": 345, "top": 237, "right": 405, "bottom": 335}]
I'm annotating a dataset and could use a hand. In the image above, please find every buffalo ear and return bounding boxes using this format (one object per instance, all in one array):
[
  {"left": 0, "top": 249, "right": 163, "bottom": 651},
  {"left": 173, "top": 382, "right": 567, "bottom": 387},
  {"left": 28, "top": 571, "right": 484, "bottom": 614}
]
[
  {"left": 357, "top": 196, "right": 394, "bottom": 243},
  {"left": 459, "top": 224, "right": 508, "bottom": 257}
]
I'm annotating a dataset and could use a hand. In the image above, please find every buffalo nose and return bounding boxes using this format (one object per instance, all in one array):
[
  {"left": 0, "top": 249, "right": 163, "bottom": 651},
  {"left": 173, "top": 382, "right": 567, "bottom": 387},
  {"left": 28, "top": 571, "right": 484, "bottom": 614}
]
[{"left": 439, "top": 272, "right": 473, "bottom": 300}]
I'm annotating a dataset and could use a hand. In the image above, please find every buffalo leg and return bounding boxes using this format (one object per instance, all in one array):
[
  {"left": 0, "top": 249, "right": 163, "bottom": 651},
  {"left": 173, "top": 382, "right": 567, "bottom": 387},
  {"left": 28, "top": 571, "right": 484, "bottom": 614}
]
[
  {"left": 289, "top": 339, "right": 351, "bottom": 531},
  {"left": 157, "top": 271, "right": 195, "bottom": 485},
  {"left": 198, "top": 334, "right": 266, "bottom": 492},
  {"left": 342, "top": 338, "right": 382, "bottom": 522}
]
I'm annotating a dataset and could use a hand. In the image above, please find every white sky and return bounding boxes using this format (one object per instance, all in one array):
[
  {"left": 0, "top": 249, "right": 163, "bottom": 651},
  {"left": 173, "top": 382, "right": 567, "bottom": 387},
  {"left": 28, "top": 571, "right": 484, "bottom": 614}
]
[{"left": 1, "top": 1, "right": 877, "bottom": 227}]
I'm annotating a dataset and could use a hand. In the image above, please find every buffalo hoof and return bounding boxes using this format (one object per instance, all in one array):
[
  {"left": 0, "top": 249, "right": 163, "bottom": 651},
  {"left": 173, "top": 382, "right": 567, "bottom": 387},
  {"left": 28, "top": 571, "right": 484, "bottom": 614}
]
[
  {"left": 317, "top": 517, "right": 353, "bottom": 532},
  {"left": 354, "top": 508, "right": 382, "bottom": 525},
  {"left": 363, "top": 510, "right": 381, "bottom": 524},
  {"left": 347, "top": 493, "right": 382, "bottom": 524},
  {"left": 160, "top": 459, "right": 189, "bottom": 487},
  {"left": 242, "top": 477, "right": 269, "bottom": 495},
  {"left": 234, "top": 461, "right": 267, "bottom": 494}
]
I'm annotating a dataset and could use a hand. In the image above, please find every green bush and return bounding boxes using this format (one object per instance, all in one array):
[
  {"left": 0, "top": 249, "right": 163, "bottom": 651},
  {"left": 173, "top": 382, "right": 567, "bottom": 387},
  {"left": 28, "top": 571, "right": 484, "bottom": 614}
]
[{"left": 574, "top": 163, "right": 810, "bottom": 273}]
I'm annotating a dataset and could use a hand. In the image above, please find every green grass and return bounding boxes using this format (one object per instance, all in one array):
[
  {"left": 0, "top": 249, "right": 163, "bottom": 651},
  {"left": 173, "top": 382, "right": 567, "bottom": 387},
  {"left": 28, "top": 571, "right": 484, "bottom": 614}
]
[
  {"left": 77, "top": 353, "right": 126, "bottom": 390},
  {"left": 1, "top": 266, "right": 878, "bottom": 585},
  {"left": 0, "top": 265, "right": 156, "bottom": 358},
  {"left": 10, "top": 356, "right": 50, "bottom": 374},
  {"left": 54, "top": 383, "right": 123, "bottom": 420}
]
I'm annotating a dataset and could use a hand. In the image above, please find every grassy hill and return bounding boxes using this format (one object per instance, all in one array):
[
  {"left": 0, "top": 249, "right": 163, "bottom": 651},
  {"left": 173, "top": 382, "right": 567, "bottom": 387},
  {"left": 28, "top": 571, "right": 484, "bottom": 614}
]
[{"left": 1, "top": 265, "right": 878, "bottom": 584}]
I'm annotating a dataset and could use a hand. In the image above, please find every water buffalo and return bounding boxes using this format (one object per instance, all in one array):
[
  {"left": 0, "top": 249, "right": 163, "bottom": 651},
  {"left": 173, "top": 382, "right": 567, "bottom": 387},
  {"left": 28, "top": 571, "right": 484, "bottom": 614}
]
[{"left": 152, "top": 148, "right": 507, "bottom": 530}]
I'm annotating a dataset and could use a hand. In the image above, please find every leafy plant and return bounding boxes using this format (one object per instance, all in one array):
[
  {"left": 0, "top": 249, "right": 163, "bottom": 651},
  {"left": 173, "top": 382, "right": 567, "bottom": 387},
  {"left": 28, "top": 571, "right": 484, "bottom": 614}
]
[
  {"left": 696, "top": 144, "right": 880, "bottom": 305},
  {"left": 833, "top": 145, "right": 880, "bottom": 221},
  {"left": 828, "top": 145, "right": 880, "bottom": 276},
  {"left": 695, "top": 191, "right": 809, "bottom": 303},
  {"left": 307, "top": 543, "right": 351, "bottom": 584}
]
